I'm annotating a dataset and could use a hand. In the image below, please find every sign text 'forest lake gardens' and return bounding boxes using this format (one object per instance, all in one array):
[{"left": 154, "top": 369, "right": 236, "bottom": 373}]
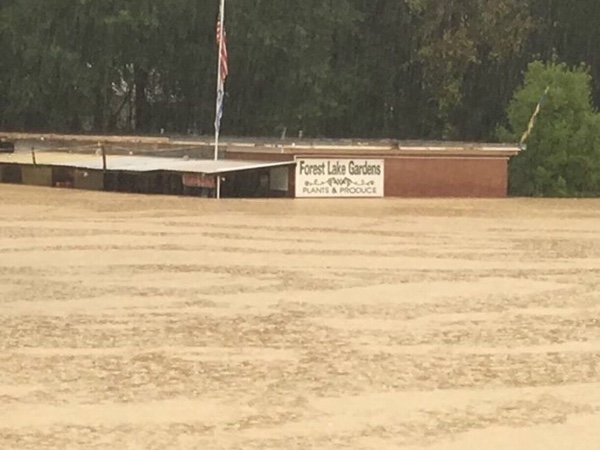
[{"left": 295, "top": 158, "right": 385, "bottom": 198}]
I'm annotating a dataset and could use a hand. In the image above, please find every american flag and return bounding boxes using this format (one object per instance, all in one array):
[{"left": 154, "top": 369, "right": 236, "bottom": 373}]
[
  {"left": 214, "top": 17, "right": 228, "bottom": 136},
  {"left": 216, "top": 20, "right": 228, "bottom": 84}
]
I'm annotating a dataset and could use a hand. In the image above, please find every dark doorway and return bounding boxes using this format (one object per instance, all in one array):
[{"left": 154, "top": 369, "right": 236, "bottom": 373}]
[
  {"left": 220, "top": 169, "right": 270, "bottom": 198},
  {"left": 0, "top": 165, "right": 22, "bottom": 184}
]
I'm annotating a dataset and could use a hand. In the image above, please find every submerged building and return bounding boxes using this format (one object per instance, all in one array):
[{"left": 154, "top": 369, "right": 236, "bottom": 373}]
[{"left": 0, "top": 135, "right": 520, "bottom": 199}]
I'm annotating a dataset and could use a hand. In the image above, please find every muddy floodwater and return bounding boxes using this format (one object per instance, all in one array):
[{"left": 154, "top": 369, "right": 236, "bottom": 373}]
[{"left": 1, "top": 185, "right": 600, "bottom": 449}]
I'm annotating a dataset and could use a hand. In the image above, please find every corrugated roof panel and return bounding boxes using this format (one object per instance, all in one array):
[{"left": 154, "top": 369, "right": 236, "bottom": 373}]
[
  {"left": 0, "top": 152, "right": 103, "bottom": 166},
  {"left": 0, "top": 152, "right": 295, "bottom": 174}
]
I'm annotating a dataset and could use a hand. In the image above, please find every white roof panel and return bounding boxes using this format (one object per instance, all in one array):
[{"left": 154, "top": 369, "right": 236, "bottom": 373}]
[{"left": 0, "top": 152, "right": 295, "bottom": 174}]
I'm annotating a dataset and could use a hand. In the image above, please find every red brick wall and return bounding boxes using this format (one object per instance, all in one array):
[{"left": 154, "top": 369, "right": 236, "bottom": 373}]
[
  {"left": 226, "top": 151, "right": 510, "bottom": 198},
  {"left": 384, "top": 157, "right": 508, "bottom": 197}
]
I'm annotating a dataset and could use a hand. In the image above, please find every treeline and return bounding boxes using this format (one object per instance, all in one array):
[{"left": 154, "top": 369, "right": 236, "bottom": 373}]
[{"left": 1, "top": 0, "right": 600, "bottom": 142}]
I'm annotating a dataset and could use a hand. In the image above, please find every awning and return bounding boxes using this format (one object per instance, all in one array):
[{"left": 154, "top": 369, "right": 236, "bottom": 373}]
[{"left": 0, "top": 152, "right": 295, "bottom": 175}]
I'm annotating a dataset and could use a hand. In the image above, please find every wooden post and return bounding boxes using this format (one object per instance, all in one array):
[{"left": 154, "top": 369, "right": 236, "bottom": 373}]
[{"left": 101, "top": 144, "right": 107, "bottom": 171}]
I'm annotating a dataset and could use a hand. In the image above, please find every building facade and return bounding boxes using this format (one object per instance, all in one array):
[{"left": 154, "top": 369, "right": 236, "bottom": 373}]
[{"left": 225, "top": 142, "right": 520, "bottom": 198}]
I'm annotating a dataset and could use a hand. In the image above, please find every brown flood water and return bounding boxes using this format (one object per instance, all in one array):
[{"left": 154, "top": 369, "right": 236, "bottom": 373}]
[{"left": 1, "top": 184, "right": 600, "bottom": 449}]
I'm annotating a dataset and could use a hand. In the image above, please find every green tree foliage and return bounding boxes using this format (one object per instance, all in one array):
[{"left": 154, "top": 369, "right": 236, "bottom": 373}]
[
  {"left": 405, "top": 0, "right": 533, "bottom": 139},
  {"left": 500, "top": 61, "right": 600, "bottom": 196},
  {"left": 0, "top": 0, "right": 216, "bottom": 133},
  {"left": 0, "top": 0, "right": 600, "bottom": 153}
]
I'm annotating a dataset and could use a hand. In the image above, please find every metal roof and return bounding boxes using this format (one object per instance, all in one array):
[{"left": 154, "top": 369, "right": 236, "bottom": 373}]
[
  {"left": 1, "top": 132, "right": 521, "bottom": 158},
  {"left": 0, "top": 152, "right": 295, "bottom": 174},
  {"left": 0, "top": 131, "right": 522, "bottom": 149},
  {"left": 67, "top": 156, "right": 295, "bottom": 174}
]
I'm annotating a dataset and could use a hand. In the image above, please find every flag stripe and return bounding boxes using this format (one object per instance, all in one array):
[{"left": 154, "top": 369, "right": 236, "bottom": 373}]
[{"left": 217, "top": 20, "right": 228, "bottom": 83}]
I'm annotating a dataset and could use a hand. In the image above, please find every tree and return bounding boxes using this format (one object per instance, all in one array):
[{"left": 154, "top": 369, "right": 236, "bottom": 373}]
[
  {"left": 500, "top": 61, "right": 600, "bottom": 197},
  {"left": 2, "top": 0, "right": 600, "bottom": 146}
]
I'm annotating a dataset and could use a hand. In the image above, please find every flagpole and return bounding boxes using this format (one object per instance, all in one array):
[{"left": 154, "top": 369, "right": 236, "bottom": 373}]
[
  {"left": 519, "top": 86, "right": 550, "bottom": 150},
  {"left": 213, "top": 0, "right": 226, "bottom": 199},
  {"left": 214, "top": 0, "right": 226, "bottom": 162}
]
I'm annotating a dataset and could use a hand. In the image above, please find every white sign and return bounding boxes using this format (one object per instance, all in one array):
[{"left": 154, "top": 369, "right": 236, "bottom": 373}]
[{"left": 295, "top": 158, "right": 384, "bottom": 198}]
